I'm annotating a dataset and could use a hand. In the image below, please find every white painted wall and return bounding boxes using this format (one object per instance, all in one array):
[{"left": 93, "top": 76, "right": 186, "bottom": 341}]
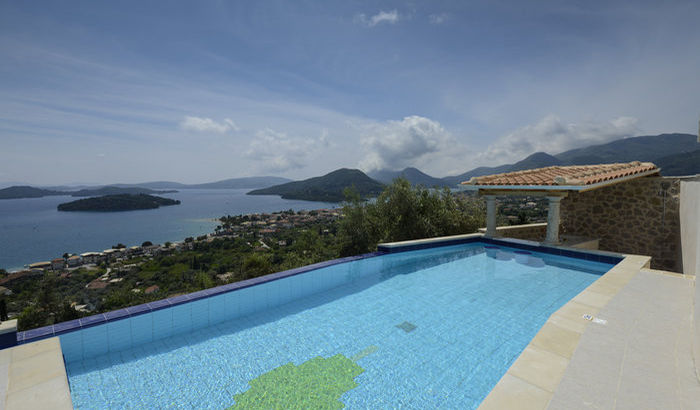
[
  {"left": 680, "top": 179, "right": 700, "bottom": 379},
  {"left": 680, "top": 180, "right": 700, "bottom": 275}
]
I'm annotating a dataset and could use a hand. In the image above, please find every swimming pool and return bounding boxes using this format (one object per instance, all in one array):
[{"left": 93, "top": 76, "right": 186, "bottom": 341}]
[{"left": 57, "top": 240, "right": 616, "bottom": 408}]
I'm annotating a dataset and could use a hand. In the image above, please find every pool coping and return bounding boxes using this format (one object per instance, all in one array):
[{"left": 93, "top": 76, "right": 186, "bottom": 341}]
[
  {"left": 1, "top": 337, "right": 73, "bottom": 409},
  {"left": 477, "top": 252, "right": 652, "bottom": 409}
]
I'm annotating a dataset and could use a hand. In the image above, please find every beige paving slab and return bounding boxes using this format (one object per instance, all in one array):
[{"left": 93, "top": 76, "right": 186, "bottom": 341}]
[
  {"left": 570, "top": 289, "right": 613, "bottom": 309},
  {"left": 547, "top": 312, "right": 587, "bottom": 334},
  {"left": 507, "top": 346, "right": 569, "bottom": 393},
  {"left": 7, "top": 349, "right": 65, "bottom": 394},
  {"left": 479, "top": 374, "right": 551, "bottom": 410},
  {"left": 553, "top": 301, "right": 599, "bottom": 324},
  {"left": 530, "top": 322, "right": 581, "bottom": 360},
  {"left": 10, "top": 337, "right": 60, "bottom": 362},
  {"left": 2, "top": 337, "right": 72, "bottom": 410},
  {"left": 5, "top": 374, "right": 72, "bottom": 410}
]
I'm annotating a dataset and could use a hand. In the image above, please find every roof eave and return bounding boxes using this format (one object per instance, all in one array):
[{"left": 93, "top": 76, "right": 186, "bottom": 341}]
[{"left": 463, "top": 168, "right": 660, "bottom": 193}]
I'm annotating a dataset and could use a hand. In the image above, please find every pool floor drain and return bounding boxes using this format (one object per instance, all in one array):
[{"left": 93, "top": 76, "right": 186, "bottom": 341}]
[{"left": 396, "top": 321, "right": 417, "bottom": 333}]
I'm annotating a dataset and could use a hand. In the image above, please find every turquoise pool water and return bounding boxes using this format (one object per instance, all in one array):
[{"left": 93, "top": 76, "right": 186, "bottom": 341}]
[{"left": 64, "top": 243, "right": 613, "bottom": 409}]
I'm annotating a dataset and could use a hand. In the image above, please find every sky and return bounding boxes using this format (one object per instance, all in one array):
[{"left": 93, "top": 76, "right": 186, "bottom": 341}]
[{"left": 1, "top": 0, "right": 699, "bottom": 185}]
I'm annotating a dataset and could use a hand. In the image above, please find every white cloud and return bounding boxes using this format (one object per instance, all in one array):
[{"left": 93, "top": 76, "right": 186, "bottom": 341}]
[
  {"left": 180, "top": 116, "right": 239, "bottom": 134},
  {"left": 359, "top": 115, "right": 458, "bottom": 171},
  {"left": 355, "top": 10, "right": 400, "bottom": 27},
  {"left": 478, "top": 115, "right": 639, "bottom": 164},
  {"left": 428, "top": 13, "right": 448, "bottom": 24},
  {"left": 245, "top": 128, "right": 328, "bottom": 173}
]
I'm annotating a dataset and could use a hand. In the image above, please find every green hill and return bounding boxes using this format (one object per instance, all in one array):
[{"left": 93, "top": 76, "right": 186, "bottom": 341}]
[
  {"left": 247, "top": 169, "right": 385, "bottom": 202},
  {"left": 0, "top": 186, "right": 67, "bottom": 200},
  {"left": 57, "top": 194, "right": 181, "bottom": 212}
]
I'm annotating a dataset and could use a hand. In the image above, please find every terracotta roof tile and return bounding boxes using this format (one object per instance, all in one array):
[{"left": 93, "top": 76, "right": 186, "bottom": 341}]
[{"left": 462, "top": 161, "right": 659, "bottom": 186}]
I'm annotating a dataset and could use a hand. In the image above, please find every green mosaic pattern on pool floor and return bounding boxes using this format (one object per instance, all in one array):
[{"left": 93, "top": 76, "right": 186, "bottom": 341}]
[{"left": 229, "top": 353, "right": 365, "bottom": 409}]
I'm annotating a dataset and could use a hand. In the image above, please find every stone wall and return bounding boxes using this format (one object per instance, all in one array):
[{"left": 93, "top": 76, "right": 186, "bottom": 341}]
[
  {"left": 561, "top": 176, "right": 682, "bottom": 272},
  {"left": 478, "top": 223, "right": 547, "bottom": 241}
]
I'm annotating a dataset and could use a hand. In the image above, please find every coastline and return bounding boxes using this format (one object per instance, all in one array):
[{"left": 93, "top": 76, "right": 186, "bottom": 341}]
[
  {"left": 0, "top": 189, "right": 337, "bottom": 272},
  {"left": 5, "top": 219, "right": 220, "bottom": 273}
]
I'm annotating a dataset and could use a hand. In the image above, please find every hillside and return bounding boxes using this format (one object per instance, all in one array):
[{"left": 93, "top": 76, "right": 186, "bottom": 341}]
[
  {"left": 443, "top": 133, "right": 699, "bottom": 185},
  {"left": 0, "top": 186, "right": 67, "bottom": 200},
  {"left": 57, "top": 194, "right": 181, "bottom": 212},
  {"left": 442, "top": 152, "right": 560, "bottom": 186},
  {"left": 109, "top": 176, "right": 292, "bottom": 190},
  {"left": 247, "top": 169, "right": 385, "bottom": 202},
  {"left": 369, "top": 167, "right": 449, "bottom": 187},
  {"left": 186, "top": 176, "right": 292, "bottom": 189},
  {"left": 655, "top": 149, "right": 700, "bottom": 176},
  {"left": 70, "top": 186, "right": 177, "bottom": 197},
  {"left": 554, "top": 133, "right": 698, "bottom": 165}
]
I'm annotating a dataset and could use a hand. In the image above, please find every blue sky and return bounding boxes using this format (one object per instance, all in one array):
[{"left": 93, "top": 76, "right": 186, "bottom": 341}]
[{"left": 1, "top": 0, "right": 699, "bottom": 185}]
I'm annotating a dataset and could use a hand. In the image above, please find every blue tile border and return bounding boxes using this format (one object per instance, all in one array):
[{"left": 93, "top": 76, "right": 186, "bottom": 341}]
[
  {"left": 17, "top": 235, "right": 621, "bottom": 346},
  {"left": 17, "top": 249, "right": 387, "bottom": 345}
]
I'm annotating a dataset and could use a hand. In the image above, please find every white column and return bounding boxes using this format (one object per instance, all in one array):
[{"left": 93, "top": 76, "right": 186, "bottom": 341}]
[
  {"left": 485, "top": 195, "right": 497, "bottom": 237},
  {"left": 544, "top": 195, "right": 564, "bottom": 244}
]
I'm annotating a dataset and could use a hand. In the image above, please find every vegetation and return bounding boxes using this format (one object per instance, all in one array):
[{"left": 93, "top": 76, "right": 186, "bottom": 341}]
[
  {"left": 247, "top": 168, "right": 385, "bottom": 202},
  {"left": 338, "top": 178, "right": 485, "bottom": 255},
  {"left": 57, "top": 194, "right": 181, "bottom": 212}
]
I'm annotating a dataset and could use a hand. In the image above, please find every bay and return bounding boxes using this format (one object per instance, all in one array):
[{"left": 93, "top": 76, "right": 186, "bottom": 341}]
[{"left": 0, "top": 189, "right": 335, "bottom": 271}]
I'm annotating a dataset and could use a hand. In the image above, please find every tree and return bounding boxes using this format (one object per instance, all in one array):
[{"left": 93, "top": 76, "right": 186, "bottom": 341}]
[
  {"left": 113, "top": 243, "right": 126, "bottom": 249},
  {"left": 337, "top": 178, "right": 485, "bottom": 256},
  {"left": 142, "top": 241, "right": 153, "bottom": 247},
  {"left": 338, "top": 187, "right": 379, "bottom": 256},
  {"left": 242, "top": 254, "right": 272, "bottom": 279}
]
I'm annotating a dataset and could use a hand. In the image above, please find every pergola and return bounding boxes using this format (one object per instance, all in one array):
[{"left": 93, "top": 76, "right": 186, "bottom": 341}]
[{"left": 461, "top": 161, "right": 660, "bottom": 244}]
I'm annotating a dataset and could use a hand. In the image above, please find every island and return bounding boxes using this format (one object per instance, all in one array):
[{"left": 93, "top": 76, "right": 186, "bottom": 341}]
[
  {"left": 247, "top": 168, "right": 385, "bottom": 202},
  {"left": 0, "top": 186, "right": 67, "bottom": 200},
  {"left": 57, "top": 194, "right": 181, "bottom": 212}
]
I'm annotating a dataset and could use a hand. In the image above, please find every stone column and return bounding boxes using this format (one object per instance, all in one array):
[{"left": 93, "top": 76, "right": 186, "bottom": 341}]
[
  {"left": 485, "top": 195, "right": 497, "bottom": 237},
  {"left": 544, "top": 195, "right": 564, "bottom": 244}
]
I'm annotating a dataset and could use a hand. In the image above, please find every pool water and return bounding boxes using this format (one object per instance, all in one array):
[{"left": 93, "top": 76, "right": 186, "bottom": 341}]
[{"left": 65, "top": 243, "right": 612, "bottom": 409}]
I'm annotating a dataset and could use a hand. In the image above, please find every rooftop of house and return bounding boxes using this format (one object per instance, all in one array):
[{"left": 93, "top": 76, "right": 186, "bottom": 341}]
[{"left": 463, "top": 161, "right": 659, "bottom": 188}]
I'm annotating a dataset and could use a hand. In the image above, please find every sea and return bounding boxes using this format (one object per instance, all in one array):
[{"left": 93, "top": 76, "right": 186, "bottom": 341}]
[{"left": 0, "top": 189, "right": 336, "bottom": 271}]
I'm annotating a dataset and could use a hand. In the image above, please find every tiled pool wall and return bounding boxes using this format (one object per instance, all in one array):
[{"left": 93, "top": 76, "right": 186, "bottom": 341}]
[
  {"left": 379, "top": 235, "right": 623, "bottom": 265},
  {"left": 17, "top": 236, "right": 623, "bottom": 363},
  {"left": 18, "top": 252, "right": 384, "bottom": 362}
]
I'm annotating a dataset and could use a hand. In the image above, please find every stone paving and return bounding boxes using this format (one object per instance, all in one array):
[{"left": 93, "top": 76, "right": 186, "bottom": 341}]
[
  {"left": 1, "top": 337, "right": 72, "bottom": 410},
  {"left": 548, "top": 268, "right": 700, "bottom": 409}
]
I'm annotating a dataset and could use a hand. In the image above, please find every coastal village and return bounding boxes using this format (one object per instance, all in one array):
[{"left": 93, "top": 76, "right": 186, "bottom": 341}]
[{"left": 0, "top": 208, "right": 342, "bottom": 317}]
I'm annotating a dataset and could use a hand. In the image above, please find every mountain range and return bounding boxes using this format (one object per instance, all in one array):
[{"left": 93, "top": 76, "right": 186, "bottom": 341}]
[
  {"left": 257, "top": 132, "right": 698, "bottom": 203},
  {"left": 2, "top": 133, "right": 698, "bottom": 202}
]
